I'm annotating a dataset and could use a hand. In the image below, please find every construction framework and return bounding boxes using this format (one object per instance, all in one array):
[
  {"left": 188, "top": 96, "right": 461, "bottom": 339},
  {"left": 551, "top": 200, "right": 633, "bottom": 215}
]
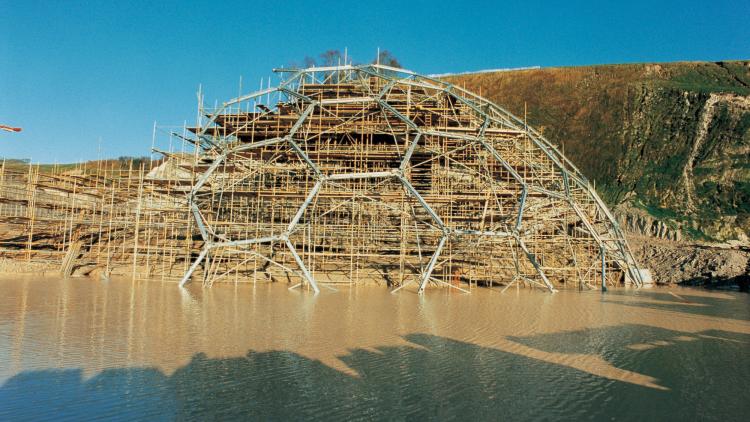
[{"left": 0, "top": 64, "right": 644, "bottom": 293}]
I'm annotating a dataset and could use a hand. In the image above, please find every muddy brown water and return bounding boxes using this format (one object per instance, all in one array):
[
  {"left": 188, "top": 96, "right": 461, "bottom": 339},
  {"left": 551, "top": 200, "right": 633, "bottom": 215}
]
[{"left": 1, "top": 276, "right": 749, "bottom": 420}]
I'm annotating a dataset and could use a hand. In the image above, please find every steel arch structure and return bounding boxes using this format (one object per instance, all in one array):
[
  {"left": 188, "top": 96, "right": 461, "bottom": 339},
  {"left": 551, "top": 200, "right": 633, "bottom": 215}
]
[{"left": 177, "top": 64, "right": 643, "bottom": 293}]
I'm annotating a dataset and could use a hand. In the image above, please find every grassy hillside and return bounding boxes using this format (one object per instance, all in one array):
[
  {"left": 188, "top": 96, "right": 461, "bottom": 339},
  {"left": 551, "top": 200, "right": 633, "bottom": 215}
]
[{"left": 448, "top": 61, "right": 750, "bottom": 243}]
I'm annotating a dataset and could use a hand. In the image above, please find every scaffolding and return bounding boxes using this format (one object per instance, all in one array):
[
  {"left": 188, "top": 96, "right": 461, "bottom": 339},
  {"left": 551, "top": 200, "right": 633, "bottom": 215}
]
[{"left": 0, "top": 64, "right": 644, "bottom": 292}]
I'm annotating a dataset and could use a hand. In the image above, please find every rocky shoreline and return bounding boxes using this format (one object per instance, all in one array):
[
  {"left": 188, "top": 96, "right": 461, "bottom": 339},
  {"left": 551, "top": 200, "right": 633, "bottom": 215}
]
[
  {"left": 2, "top": 236, "right": 748, "bottom": 292},
  {"left": 628, "top": 235, "right": 750, "bottom": 291}
]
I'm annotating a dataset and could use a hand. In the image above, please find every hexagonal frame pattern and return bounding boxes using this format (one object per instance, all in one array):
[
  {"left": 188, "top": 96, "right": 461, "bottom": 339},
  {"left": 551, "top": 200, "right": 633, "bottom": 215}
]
[{"left": 178, "top": 64, "right": 644, "bottom": 293}]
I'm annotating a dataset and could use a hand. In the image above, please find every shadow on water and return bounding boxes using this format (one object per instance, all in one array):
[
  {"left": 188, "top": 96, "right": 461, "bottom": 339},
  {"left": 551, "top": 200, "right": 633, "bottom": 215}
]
[
  {"left": 602, "top": 289, "right": 750, "bottom": 321},
  {"left": 508, "top": 324, "right": 750, "bottom": 417},
  {"left": 1, "top": 330, "right": 748, "bottom": 421}
]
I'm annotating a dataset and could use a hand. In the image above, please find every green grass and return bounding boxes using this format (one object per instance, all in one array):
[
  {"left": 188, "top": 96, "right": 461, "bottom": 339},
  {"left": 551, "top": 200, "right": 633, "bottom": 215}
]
[
  {"left": 683, "top": 225, "right": 717, "bottom": 242},
  {"left": 653, "top": 62, "right": 750, "bottom": 95}
]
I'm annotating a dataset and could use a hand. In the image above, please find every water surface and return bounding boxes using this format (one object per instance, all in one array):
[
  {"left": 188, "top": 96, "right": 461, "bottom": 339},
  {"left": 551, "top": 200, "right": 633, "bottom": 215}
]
[{"left": 1, "top": 277, "right": 749, "bottom": 420}]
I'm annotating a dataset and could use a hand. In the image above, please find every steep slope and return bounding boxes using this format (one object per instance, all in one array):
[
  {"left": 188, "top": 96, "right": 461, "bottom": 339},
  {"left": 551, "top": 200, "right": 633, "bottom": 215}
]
[{"left": 447, "top": 61, "right": 750, "bottom": 244}]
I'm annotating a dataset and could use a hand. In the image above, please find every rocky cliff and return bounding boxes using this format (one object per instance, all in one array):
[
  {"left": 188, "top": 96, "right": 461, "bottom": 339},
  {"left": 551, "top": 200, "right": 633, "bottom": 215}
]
[{"left": 448, "top": 61, "right": 750, "bottom": 245}]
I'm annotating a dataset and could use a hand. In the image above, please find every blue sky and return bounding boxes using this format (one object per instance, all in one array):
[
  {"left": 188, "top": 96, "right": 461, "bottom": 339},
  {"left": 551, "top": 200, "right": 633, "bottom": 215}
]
[{"left": 1, "top": 0, "right": 748, "bottom": 163}]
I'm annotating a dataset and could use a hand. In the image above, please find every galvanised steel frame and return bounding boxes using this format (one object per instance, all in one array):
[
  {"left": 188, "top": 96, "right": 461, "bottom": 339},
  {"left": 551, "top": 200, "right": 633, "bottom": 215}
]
[{"left": 177, "top": 64, "right": 644, "bottom": 293}]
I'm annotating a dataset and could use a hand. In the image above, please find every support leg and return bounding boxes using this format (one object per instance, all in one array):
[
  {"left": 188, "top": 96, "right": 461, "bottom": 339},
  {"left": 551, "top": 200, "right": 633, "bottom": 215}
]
[
  {"left": 417, "top": 235, "right": 447, "bottom": 294},
  {"left": 285, "top": 239, "right": 320, "bottom": 294},
  {"left": 179, "top": 247, "right": 209, "bottom": 287},
  {"left": 601, "top": 247, "right": 607, "bottom": 293},
  {"left": 517, "top": 237, "right": 557, "bottom": 293}
]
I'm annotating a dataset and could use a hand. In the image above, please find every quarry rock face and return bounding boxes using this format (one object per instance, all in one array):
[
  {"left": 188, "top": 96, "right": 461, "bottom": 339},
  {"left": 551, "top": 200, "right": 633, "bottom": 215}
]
[
  {"left": 616, "top": 205, "right": 682, "bottom": 241},
  {"left": 619, "top": 88, "right": 750, "bottom": 244},
  {"left": 450, "top": 61, "right": 750, "bottom": 245}
]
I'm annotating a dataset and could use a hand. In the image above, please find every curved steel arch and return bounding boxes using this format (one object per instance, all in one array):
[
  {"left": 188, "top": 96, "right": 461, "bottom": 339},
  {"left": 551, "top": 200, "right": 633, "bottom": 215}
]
[{"left": 179, "top": 64, "right": 643, "bottom": 292}]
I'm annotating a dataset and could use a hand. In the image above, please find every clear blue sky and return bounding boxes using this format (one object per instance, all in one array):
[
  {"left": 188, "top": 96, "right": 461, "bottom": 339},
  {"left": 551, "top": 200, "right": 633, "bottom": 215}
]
[{"left": 1, "top": 0, "right": 748, "bottom": 163}]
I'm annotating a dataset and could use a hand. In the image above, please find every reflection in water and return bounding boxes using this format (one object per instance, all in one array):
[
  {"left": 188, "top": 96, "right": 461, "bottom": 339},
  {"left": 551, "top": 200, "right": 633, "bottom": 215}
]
[{"left": 0, "top": 277, "right": 748, "bottom": 420}]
